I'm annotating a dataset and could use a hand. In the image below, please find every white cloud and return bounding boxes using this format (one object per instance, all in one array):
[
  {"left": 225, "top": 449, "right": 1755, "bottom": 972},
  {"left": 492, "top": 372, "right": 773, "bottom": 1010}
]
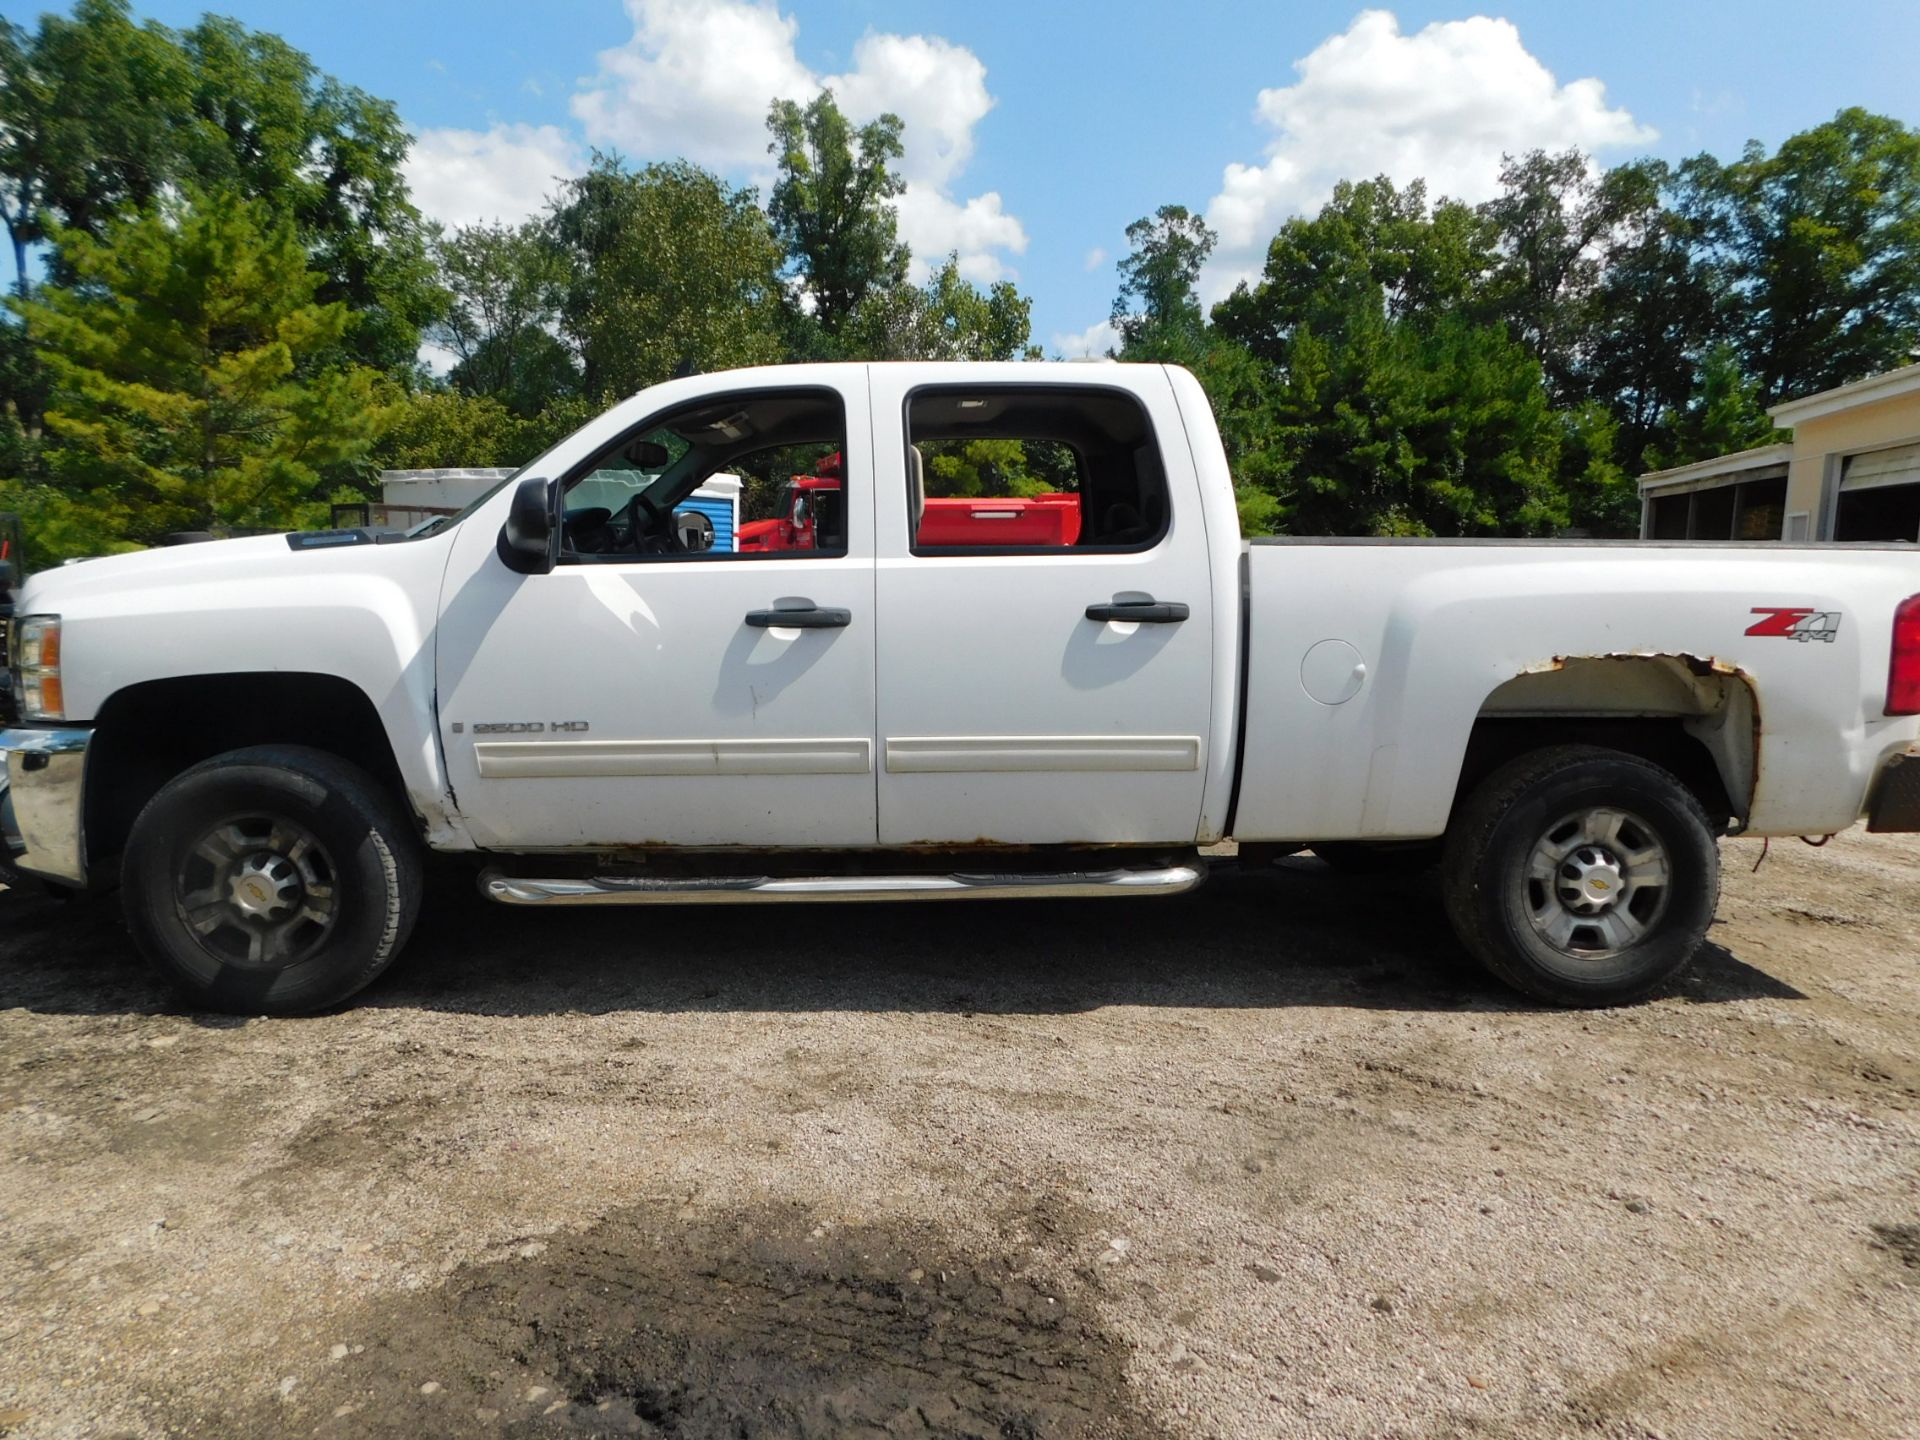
[
  {"left": 571, "top": 0, "right": 814, "bottom": 172},
  {"left": 418, "top": 340, "right": 460, "bottom": 377},
  {"left": 1052, "top": 318, "right": 1118, "bottom": 360},
  {"left": 828, "top": 32, "right": 991, "bottom": 189},
  {"left": 1200, "top": 9, "right": 1653, "bottom": 301},
  {"left": 404, "top": 123, "right": 583, "bottom": 231},
  {"left": 1083, "top": 246, "right": 1108, "bottom": 273},
  {"left": 895, "top": 187, "right": 1026, "bottom": 284},
  {"left": 571, "top": 0, "right": 1025, "bottom": 282}
]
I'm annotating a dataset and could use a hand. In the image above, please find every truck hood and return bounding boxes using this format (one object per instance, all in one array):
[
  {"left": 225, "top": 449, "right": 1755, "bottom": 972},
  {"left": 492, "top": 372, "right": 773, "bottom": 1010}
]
[{"left": 16, "top": 533, "right": 354, "bottom": 612}]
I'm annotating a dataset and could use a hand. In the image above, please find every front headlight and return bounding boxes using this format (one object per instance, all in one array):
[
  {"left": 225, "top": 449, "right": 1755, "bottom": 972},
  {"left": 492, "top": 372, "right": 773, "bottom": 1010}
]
[{"left": 12, "top": 615, "right": 64, "bottom": 722}]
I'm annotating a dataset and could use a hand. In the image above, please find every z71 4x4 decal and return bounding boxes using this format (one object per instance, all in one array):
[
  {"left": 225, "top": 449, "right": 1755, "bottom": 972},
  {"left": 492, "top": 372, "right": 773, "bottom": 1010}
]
[{"left": 1747, "top": 607, "right": 1842, "bottom": 642}]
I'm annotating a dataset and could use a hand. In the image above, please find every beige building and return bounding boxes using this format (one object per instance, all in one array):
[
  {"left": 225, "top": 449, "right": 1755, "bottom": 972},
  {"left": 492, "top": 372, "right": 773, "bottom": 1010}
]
[{"left": 1639, "top": 362, "right": 1920, "bottom": 543}]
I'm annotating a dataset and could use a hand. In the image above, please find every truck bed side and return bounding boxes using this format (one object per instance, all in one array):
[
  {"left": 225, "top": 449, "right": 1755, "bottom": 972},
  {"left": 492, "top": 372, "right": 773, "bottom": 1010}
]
[{"left": 1234, "top": 538, "right": 1920, "bottom": 840}]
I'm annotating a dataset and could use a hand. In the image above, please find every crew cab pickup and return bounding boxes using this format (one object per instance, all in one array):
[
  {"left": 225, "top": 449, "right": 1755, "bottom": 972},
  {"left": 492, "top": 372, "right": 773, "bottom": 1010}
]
[{"left": 5, "top": 363, "right": 1919, "bottom": 1014}]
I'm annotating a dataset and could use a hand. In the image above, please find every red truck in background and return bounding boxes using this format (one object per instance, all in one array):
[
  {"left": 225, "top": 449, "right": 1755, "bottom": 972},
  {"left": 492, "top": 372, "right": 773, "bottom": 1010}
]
[{"left": 737, "top": 453, "right": 1081, "bottom": 552}]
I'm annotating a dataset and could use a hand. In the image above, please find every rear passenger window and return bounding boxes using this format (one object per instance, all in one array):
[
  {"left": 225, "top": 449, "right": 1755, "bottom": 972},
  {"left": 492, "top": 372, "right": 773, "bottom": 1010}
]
[{"left": 904, "top": 386, "right": 1169, "bottom": 552}]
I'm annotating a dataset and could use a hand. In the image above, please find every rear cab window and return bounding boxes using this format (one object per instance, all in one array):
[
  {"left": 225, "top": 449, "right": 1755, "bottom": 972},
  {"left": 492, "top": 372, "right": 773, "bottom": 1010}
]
[{"left": 903, "top": 386, "right": 1172, "bottom": 554}]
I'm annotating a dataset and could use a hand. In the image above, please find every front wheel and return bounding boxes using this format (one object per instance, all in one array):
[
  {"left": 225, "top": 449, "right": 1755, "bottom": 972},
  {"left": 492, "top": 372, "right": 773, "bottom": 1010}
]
[
  {"left": 1441, "top": 745, "right": 1719, "bottom": 1007},
  {"left": 122, "top": 746, "right": 422, "bottom": 1015}
]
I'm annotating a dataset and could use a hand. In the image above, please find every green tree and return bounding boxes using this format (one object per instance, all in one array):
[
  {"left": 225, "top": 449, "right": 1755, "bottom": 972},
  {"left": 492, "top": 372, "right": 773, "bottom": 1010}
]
[
  {"left": 0, "top": 0, "right": 185, "bottom": 294},
  {"left": 173, "top": 14, "right": 441, "bottom": 372},
  {"left": 1111, "top": 204, "right": 1214, "bottom": 355},
  {"left": 1580, "top": 159, "right": 1723, "bottom": 471},
  {"left": 1480, "top": 149, "right": 1663, "bottom": 404},
  {"left": 548, "top": 155, "right": 783, "bottom": 397},
  {"left": 767, "top": 91, "right": 909, "bottom": 344},
  {"left": 1643, "top": 343, "right": 1780, "bottom": 471},
  {"left": 1212, "top": 178, "right": 1574, "bottom": 536},
  {"left": 0, "top": 0, "right": 440, "bottom": 372},
  {"left": 848, "top": 255, "right": 1037, "bottom": 360},
  {"left": 14, "top": 191, "right": 387, "bottom": 559},
  {"left": 1686, "top": 108, "right": 1920, "bottom": 401},
  {"left": 1214, "top": 178, "right": 1500, "bottom": 367},
  {"left": 373, "top": 387, "right": 599, "bottom": 472},
  {"left": 1107, "top": 205, "right": 1288, "bottom": 531},
  {"left": 431, "top": 221, "right": 577, "bottom": 415}
]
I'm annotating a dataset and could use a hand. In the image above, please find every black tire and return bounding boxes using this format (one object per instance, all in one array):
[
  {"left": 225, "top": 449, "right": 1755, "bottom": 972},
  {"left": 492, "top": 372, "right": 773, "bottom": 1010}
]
[
  {"left": 122, "top": 745, "right": 421, "bottom": 1015},
  {"left": 1441, "top": 744, "right": 1719, "bottom": 1007},
  {"left": 1310, "top": 840, "right": 1442, "bottom": 874}
]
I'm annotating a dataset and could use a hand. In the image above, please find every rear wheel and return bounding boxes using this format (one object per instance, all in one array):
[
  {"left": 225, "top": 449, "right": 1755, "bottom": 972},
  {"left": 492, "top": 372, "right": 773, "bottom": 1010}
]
[
  {"left": 122, "top": 746, "right": 421, "bottom": 1015},
  {"left": 1442, "top": 745, "right": 1719, "bottom": 1006}
]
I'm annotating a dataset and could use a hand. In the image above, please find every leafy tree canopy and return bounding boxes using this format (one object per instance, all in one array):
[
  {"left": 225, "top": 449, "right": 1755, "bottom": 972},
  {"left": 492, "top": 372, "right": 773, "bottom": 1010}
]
[
  {"left": 1683, "top": 107, "right": 1920, "bottom": 402},
  {"left": 0, "top": 0, "right": 440, "bottom": 370},
  {"left": 548, "top": 154, "right": 784, "bottom": 398},
  {"left": 767, "top": 91, "right": 909, "bottom": 344},
  {"left": 849, "top": 255, "right": 1037, "bottom": 361},
  {"left": 431, "top": 221, "right": 578, "bottom": 417},
  {"left": 12, "top": 189, "right": 387, "bottom": 559}
]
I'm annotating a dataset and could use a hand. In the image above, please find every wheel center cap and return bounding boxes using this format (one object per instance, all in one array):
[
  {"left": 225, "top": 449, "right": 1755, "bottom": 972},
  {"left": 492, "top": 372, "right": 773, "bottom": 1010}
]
[
  {"left": 228, "top": 854, "right": 299, "bottom": 921},
  {"left": 1563, "top": 847, "right": 1625, "bottom": 912}
]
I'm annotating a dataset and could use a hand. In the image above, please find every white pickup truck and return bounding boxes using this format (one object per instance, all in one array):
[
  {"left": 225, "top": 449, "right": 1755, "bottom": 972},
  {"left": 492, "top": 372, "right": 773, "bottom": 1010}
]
[{"left": 5, "top": 362, "right": 1918, "bottom": 1014}]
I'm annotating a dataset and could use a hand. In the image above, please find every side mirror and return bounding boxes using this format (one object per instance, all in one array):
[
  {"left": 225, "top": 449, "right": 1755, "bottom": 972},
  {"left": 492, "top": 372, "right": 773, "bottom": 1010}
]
[
  {"left": 672, "top": 508, "right": 716, "bottom": 552},
  {"left": 498, "top": 477, "right": 558, "bottom": 575}
]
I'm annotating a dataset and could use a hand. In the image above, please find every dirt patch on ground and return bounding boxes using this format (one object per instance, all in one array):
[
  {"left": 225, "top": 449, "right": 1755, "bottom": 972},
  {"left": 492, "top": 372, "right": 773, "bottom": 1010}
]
[
  {"left": 2, "top": 829, "right": 1918, "bottom": 1438},
  {"left": 200, "top": 1198, "right": 1158, "bottom": 1439},
  {"left": 1870, "top": 1222, "right": 1920, "bottom": 1271}
]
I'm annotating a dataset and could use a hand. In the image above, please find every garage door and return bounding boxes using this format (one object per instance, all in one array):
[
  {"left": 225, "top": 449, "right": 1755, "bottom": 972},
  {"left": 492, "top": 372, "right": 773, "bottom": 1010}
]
[{"left": 1837, "top": 442, "right": 1920, "bottom": 541}]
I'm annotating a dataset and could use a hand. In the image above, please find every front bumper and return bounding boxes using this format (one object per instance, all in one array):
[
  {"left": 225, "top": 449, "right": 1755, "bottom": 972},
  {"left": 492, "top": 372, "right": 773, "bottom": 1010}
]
[{"left": 0, "top": 726, "right": 92, "bottom": 886}]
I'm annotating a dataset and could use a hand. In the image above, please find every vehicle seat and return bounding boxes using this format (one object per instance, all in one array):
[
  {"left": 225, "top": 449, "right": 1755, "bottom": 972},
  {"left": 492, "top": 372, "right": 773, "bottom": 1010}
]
[{"left": 1097, "top": 501, "right": 1147, "bottom": 545}]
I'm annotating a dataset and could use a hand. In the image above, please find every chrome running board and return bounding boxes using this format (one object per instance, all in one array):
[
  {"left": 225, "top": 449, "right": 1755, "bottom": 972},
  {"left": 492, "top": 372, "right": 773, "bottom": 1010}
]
[{"left": 480, "top": 863, "right": 1205, "bottom": 907}]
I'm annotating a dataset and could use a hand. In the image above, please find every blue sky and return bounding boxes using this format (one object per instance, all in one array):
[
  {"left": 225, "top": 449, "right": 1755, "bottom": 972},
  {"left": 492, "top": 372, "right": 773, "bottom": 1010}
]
[{"left": 29, "top": 0, "right": 1920, "bottom": 357}]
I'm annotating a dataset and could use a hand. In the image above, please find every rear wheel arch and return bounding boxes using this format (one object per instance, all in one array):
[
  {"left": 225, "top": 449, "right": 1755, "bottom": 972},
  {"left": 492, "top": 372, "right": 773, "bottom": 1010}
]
[{"left": 1454, "top": 656, "right": 1760, "bottom": 833}]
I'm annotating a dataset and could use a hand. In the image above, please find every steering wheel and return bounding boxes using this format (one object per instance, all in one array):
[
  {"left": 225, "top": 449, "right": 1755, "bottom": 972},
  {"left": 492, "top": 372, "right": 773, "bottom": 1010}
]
[
  {"left": 610, "top": 490, "right": 681, "bottom": 555},
  {"left": 563, "top": 506, "right": 613, "bottom": 553}
]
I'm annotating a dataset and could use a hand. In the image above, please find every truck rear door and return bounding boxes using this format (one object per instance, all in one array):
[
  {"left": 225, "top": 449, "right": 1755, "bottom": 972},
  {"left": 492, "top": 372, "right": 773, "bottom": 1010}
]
[{"left": 868, "top": 366, "right": 1216, "bottom": 845}]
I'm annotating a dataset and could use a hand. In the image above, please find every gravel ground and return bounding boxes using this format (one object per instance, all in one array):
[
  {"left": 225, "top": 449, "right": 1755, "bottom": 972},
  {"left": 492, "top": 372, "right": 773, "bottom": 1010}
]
[{"left": 0, "top": 829, "right": 1916, "bottom": 1439}]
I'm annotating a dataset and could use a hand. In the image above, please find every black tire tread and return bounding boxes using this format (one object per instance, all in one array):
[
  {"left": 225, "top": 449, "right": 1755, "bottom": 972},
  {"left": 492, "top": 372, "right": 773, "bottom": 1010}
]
[
  {"left": 1441, "top": 744, "right": 1719, "bottom": 1007},
  {"left": 122, "top": 745, "right": 421, "bottom": 1015}
]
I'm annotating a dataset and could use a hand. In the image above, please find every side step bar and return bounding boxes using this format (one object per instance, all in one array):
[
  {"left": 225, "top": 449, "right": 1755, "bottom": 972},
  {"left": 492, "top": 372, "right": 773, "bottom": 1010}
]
[{"left": 480, "top": 862, "right": 1205, "bottom": 907}]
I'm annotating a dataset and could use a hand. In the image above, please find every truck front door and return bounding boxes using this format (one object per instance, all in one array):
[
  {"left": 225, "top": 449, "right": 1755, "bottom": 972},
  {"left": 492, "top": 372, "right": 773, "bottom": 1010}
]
[
  {"left": 435, "top": 375, "right": 879, "bottom": 850},
  {"left": 869, "top": 368, "right": 1216, "bottom": 846}
]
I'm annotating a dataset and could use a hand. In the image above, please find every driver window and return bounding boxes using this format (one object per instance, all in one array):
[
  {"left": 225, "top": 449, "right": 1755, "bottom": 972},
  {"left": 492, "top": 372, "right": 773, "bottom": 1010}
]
[{"left": 559, "top": 388, "right": 849, "bottom": 562}]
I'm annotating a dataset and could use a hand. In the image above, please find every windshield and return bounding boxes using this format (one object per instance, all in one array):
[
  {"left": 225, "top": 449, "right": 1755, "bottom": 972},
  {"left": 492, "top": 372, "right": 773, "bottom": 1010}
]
[
  {"left": 400, "top": 405, "right": 645, "bottom": 540},
  {"left": 403, "top": 469, "right": 526, "bottom": 538}
]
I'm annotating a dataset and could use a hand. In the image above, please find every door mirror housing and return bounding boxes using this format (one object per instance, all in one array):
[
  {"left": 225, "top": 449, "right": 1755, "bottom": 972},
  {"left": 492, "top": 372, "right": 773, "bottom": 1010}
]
[
  {"left": 498, "top": 477, "right": 558, "bottom": 575},
  {"left": 672, "top": 507, "right": 716, "bottom": 552}
]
